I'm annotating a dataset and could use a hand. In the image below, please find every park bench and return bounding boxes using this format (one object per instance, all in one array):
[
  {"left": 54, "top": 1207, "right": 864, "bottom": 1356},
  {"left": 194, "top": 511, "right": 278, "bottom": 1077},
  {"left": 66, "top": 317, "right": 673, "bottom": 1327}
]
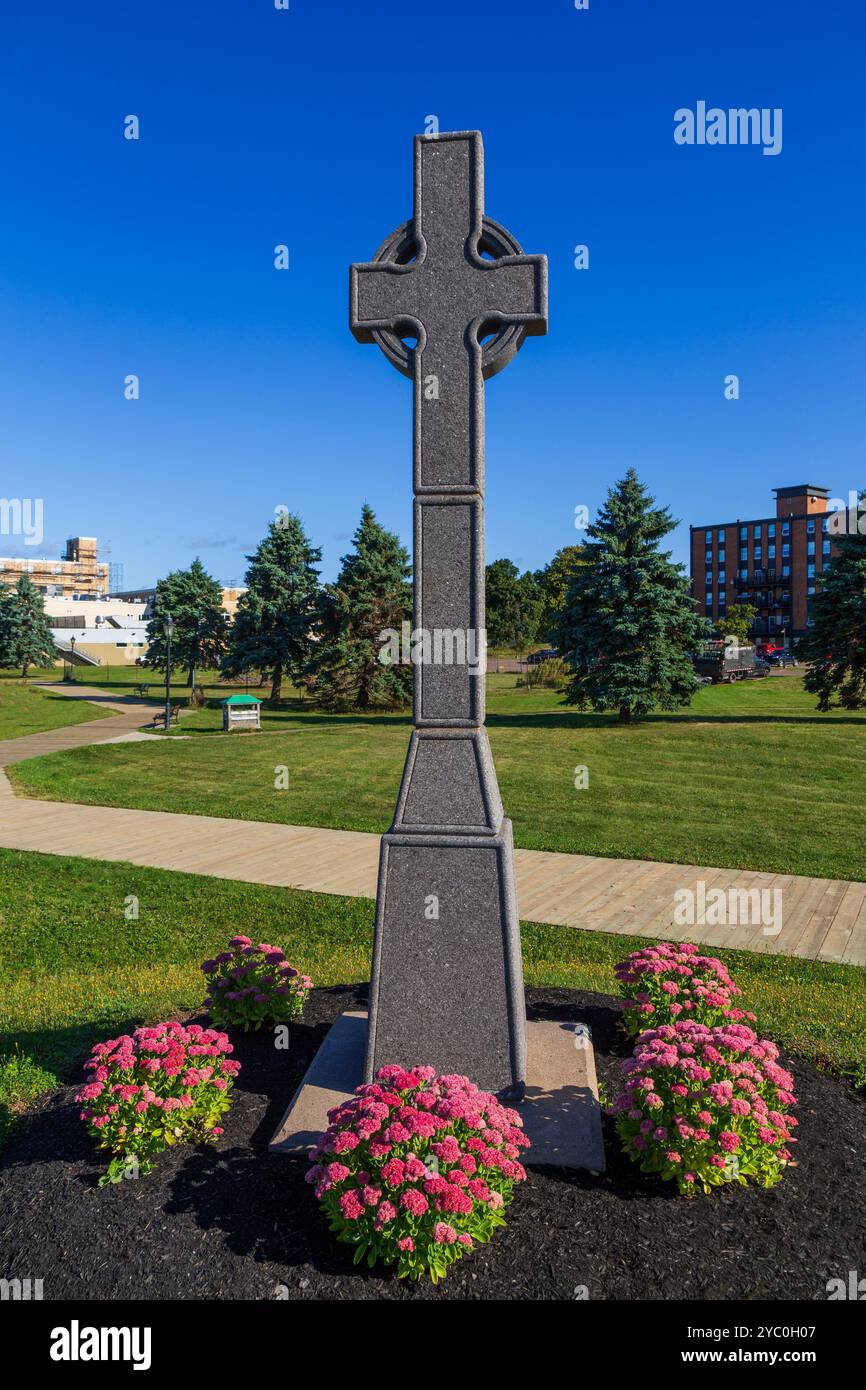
[
  {"left": 133, "top": 683, "right": 150, "bottom": 698},
  {"left": 150, "top": 703, "right": 181, "bottom": 729}
]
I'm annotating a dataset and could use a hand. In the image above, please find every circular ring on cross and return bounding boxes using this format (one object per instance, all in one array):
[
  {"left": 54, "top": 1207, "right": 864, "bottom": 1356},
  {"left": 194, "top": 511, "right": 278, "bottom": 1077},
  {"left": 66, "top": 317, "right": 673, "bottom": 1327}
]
[{"left": 368, "top": 217, "right": 531, "bottom": 380}]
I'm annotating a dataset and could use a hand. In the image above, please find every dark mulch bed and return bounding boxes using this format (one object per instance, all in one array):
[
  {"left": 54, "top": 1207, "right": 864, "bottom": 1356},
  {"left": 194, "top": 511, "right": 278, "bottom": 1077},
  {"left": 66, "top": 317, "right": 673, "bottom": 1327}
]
[{"left": 1, "top": 985, "right": 863, "bottom": 1301}]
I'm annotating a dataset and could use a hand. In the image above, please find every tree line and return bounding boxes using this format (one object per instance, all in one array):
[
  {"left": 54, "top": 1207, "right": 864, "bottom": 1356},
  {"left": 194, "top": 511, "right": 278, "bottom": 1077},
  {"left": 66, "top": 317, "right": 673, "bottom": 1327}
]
[
  {"left": 141, "top": 507, "right": 590, "bottom": 711},
  {"left": 144, "top": 505, "right": 413, "bottom": 710},
  {"left": 2, "top": 473, "right": 863, "bottom": 718},
  {"left": 143, "top": 478, "right": 712, "bottom": 722}
]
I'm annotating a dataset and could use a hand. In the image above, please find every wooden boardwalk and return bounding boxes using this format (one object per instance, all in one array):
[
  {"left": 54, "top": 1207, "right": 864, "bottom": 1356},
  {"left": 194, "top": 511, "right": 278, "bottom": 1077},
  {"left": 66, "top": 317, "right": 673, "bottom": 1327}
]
[{"left": 0, "top": 686, "right": 863, "bottom": 966}]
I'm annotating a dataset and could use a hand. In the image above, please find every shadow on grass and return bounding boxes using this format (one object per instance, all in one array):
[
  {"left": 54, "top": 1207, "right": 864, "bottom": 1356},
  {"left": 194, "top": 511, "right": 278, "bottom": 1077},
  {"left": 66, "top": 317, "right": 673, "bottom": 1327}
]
[
  {"left": 178, "top": 708, "right": 414, "bottom": 734},
  {"left": 488, "top": 709, "right": 865, "bottom": 729},
  {"left": 38, "top": 691, "right": 155, "bottom": 709}
]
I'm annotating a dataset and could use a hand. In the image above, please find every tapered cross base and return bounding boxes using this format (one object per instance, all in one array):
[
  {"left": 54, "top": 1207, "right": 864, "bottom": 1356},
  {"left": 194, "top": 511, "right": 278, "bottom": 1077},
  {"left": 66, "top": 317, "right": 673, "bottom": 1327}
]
[{"left": 364, "top": 731, "right": 526, "bottom": 1097}]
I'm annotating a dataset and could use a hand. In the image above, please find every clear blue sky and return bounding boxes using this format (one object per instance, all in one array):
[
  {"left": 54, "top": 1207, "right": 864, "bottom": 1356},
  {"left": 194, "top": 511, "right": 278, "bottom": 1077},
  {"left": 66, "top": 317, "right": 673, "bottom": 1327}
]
[{"left": 1, "top": 0, "right": 863, "bottom": 587}]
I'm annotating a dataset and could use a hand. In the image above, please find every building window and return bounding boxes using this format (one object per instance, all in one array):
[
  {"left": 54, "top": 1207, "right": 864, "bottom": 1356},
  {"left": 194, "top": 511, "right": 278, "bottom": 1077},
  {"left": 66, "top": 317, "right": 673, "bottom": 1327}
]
[
  {"left": 782, "top": 564, "right": 791, "bottom": 578},
  {"left": 718, "top": 548, "right": 726, "bottom": 565},
  {"left": 738, "top": 568, "right": 749, "bottom": 581},
  {"left": 753, "top": 524, "right": 761, "bottom": 539},
  {"left": 705, "top": 530, "right": 712, "bottom": 544},
  {"left": 705, "top": 550, "right": 712, "bottom": 565},
  {"left": 717, "top": 529, "right": 724, "bottom": 542},
  {"left": 718, "top": 590, "right": 726, "bottom": 606},
  {"left": 806, "top": 519, "right": 816, "bottom": 534},
  {"left": 807, "top": 563, "right": 815, "bottom": 578},
  {"left": 782, "top": 521, "right": 790, "bottom": 536},
  {"left": 739, "top": 525, "right": 747, "bottom": 540},
  {"left": 754, "top": 545, "right": 762, "bottom": 562},
  {"left": 822, "top": 539, "right": 831, "bottom": 556},
  {"left": 782, "top": 543, "right": 790, "bottom": 559},
  {"left": 768, "top": 523, "right": 776, "bottom": 538},
  {"left": 807, "top": 540, "right": 815, "bottom": 556},
  {"left": 768, "top": 544, "right": 776, "bottom": 561},
  {"left": 705, "top": 573, "right": 713, "bottom": 587},
  {"left": 807, "top": 584, "right": 816, "bottom": 596},
  {"left": 718, "top": 570, "right": 726, "bottom": 585},
  {"left": 739, "top": 546, "right": 748, "bottom": 563}
]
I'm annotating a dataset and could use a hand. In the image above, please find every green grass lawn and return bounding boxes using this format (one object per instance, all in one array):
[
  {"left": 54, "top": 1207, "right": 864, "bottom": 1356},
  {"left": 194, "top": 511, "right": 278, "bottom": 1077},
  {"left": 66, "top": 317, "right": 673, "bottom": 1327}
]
[
  {"left": 9, "top": 673, "right": 866, "bottom": 882},
  {"left": 1, "top": 848, "right": 863, "bottom": 1145},
  {"left": 0, "top": 681, "right": 112, "bottom": 739}
]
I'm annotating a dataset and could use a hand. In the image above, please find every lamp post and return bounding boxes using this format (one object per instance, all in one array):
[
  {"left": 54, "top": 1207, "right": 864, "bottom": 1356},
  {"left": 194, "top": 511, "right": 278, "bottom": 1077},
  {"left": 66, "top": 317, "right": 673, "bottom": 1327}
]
[
  {"left": 69, "top": 636, "right": 76, "bottom": 683},
  {"left": 164, "top": 616, "right": 175, "bottom": 731}
]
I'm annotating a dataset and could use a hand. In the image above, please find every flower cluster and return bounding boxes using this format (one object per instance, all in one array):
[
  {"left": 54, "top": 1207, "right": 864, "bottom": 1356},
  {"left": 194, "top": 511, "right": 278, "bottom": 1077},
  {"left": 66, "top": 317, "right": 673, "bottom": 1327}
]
[
  {"left": 76, "top": 1021, "right": 240, "bottom": 1185},
  {"left": 202, "top": 936, "right": 311, "bottom": 1030},
  {"left": 615, "top": 942, "right": 756, "bottom": 1035},
  {"left": 611, "top": 1021, "right": 797, "bottom": 1195},
  {"left": 308, "top": 1066, "right": 530, "bottom": 1282}
]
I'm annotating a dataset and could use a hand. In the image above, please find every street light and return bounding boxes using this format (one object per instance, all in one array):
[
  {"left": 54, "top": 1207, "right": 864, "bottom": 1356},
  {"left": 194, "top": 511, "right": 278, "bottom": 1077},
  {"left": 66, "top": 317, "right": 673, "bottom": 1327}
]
[
  {"left": 69, "top": 636, "right": 76, "bottom": 683},
  {"left": 163, "top": 616, "right": 175, "bottom": 732}
]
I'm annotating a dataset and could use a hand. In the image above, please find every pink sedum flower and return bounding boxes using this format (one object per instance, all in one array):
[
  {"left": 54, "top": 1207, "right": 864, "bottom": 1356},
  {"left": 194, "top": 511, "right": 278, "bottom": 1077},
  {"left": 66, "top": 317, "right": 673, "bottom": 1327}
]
[
  {"left": 611, "top": 1017, "right": 796, "bottom": 1196},
  {"left": 78, "top": 1019, "right": 238, "bottom": 1184},
  {"left": 308, "top": 1065, "right": 528, "bottom": 1282}
]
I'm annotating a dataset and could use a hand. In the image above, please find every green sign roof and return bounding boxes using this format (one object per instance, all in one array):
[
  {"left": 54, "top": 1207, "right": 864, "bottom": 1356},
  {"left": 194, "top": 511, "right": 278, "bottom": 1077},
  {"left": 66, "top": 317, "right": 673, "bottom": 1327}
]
[{"left": 221, "top": 694, "right": 262, "bottom": 704}]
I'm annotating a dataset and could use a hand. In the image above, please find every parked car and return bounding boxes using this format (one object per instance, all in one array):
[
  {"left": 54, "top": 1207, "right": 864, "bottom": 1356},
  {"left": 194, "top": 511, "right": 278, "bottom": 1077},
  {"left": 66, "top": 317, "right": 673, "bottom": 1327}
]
[
  {"left": 765, "top": 649, "right": 795, "bottom": 667},
  {"left": 526, "top": 648, "right": 559, "bottom": 665}
]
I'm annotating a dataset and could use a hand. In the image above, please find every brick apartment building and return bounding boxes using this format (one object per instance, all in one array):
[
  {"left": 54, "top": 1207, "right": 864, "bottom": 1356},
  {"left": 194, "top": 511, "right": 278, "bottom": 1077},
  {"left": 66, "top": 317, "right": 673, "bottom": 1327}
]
[{"left": 690, "top": 484, "right": 836, "bottom": 643}]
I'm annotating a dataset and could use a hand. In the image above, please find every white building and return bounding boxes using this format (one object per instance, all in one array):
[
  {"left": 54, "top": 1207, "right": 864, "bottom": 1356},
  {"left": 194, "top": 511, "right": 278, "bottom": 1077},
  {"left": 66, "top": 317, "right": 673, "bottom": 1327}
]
[{"left": 46, "top": 595, "right": 150, "bottom": 667}]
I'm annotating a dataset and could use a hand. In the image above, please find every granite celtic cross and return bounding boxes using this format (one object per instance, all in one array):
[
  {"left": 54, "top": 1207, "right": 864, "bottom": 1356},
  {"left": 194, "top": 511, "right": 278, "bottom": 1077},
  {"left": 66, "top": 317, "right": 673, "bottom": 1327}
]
[{"left": 350, "top": 131, "right": 548, "bottom": 1095}]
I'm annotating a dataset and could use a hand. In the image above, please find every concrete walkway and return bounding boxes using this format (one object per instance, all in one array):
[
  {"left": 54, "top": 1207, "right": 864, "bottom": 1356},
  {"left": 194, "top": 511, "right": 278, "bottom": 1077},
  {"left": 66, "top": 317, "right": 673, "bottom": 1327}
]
[
  {"left": 0, "top": 684, "right": 165, "bottom": 766},
  {"left": 0, "top": 685, "right": 863, "bottom": 966}
]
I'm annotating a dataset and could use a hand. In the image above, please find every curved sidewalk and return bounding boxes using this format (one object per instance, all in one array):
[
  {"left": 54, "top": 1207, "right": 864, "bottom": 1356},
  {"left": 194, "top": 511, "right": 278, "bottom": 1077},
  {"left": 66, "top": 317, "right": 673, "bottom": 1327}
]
[{"left": 0, "top": 683, "right": 163, "bottom": 765}]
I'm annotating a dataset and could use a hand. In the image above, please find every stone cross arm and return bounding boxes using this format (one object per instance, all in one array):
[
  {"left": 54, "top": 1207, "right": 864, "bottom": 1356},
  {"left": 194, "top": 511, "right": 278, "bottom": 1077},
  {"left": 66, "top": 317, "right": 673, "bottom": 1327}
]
[{"left": 350, "top": 132, "right": 548, "bottom": 493}]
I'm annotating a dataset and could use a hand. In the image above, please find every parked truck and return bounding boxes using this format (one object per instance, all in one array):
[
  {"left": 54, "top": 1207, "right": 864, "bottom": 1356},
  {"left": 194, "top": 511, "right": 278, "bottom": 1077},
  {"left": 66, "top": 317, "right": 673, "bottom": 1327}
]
[{"left": 693, "top": 640, "right": 764, "bottom": 684}]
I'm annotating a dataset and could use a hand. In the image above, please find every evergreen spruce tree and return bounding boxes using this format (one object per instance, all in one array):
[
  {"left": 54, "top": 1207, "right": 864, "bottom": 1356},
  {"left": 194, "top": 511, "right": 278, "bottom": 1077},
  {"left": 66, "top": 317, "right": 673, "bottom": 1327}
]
[
  {"left": 144, "top": 558, "right": 229, "bottom": 685},
  {"left": 0, "top": 576, "right": 57, "bottom": 677},
  {"left": 553, "top": 469, "right": 709, "bottom": 722},
  {"left": 312, "top": 504, "right": 412, "bottom": 711},
  {"left": 0, "top": 586, "right": 16, "bottom": 671},
  {"left": 222, "top": 514, "right": 322, "bottom": 702},
  {"left": 799, "top": 501, "right": 866, "bottom": 709}
]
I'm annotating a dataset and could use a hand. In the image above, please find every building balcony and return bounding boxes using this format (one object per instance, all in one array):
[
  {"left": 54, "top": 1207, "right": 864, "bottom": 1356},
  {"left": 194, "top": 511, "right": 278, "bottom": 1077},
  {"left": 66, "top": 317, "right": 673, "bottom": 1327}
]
[{"left": 744, "top": 568, "right": 792, "bottom": 586}]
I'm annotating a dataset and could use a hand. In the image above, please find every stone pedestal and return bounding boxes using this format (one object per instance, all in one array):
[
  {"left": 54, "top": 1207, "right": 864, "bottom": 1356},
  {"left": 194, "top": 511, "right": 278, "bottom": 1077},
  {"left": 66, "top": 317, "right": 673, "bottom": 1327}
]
[{"left": 270, "top": 1011, "right": 606, "bottom": 1172}]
